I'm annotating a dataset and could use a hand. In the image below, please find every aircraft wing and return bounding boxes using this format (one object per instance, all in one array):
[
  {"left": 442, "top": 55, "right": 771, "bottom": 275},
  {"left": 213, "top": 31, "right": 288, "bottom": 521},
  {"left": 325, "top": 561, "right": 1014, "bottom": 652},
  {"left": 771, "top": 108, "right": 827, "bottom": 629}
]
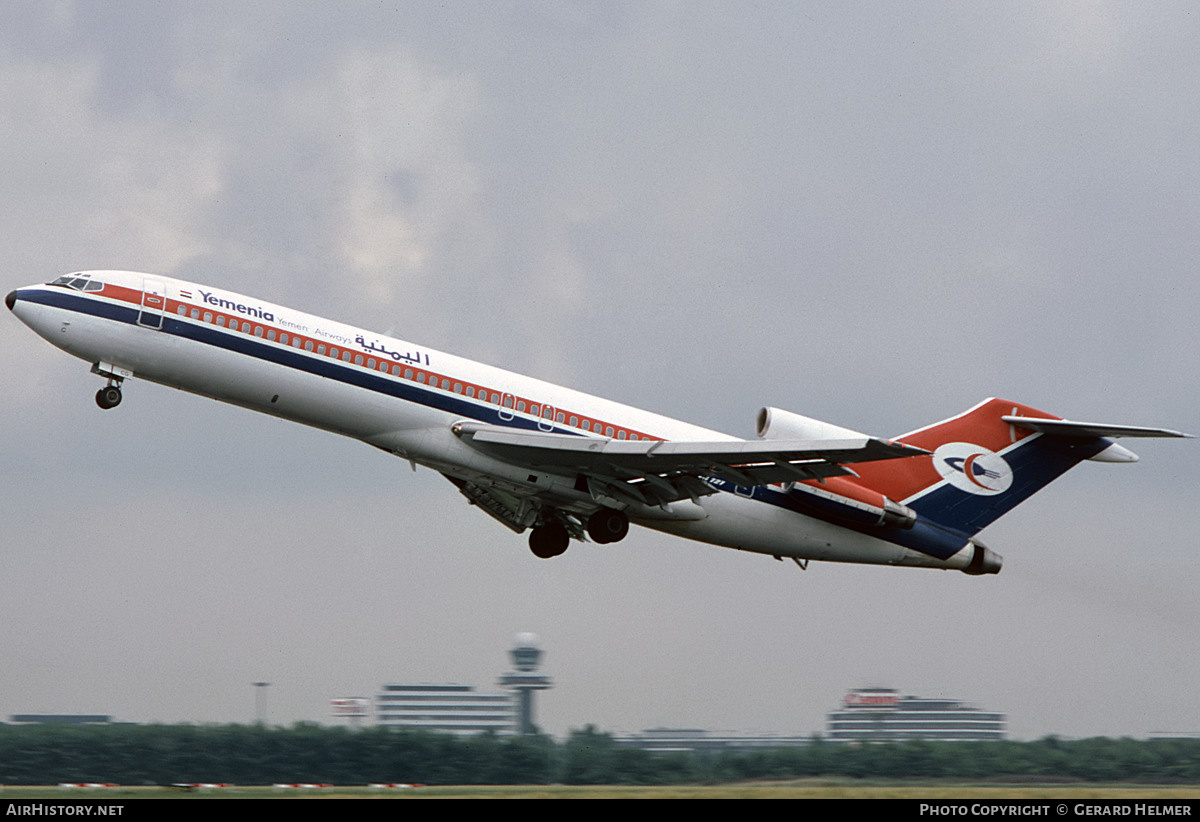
[{"left": 452, "top": 422, "right": 928, "bottom": 507}]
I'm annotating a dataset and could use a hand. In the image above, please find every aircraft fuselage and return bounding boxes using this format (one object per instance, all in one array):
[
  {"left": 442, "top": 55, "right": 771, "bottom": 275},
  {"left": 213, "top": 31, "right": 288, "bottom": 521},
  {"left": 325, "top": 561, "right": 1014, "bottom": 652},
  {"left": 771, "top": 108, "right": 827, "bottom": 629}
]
[{"left": 22, "top": 270, "right": 1164, "bottom": 574}]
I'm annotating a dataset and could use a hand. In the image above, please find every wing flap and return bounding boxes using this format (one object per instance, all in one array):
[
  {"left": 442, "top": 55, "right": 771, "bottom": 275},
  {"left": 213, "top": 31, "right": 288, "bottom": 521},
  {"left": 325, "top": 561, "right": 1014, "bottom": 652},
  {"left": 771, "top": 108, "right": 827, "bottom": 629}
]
[{"left": 444, "top": 475, "right": 535, "bottom": 533}]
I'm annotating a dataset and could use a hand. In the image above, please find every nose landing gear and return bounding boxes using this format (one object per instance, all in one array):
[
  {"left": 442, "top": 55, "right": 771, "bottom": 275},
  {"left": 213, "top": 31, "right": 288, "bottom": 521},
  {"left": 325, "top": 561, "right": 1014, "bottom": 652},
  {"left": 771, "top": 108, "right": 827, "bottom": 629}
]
[
  {"left": 90, "top": 362, "right": 131, "bottom": 410},
  {"left": 95, "top": 383, "right": 123, "bottom": 409}
]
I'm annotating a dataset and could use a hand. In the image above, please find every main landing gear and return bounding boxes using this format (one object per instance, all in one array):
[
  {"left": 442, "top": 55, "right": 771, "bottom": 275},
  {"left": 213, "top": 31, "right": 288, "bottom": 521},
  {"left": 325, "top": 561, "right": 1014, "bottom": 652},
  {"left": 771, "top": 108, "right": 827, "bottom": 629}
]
[
  {"left": 586, "top": 508, "right": 629, "bottom": 544},
  {"left": 527, "top": 508, "right": 630, "bottom": 559},
  {"left": 528, "top": 521, "right": 569, "bottom": 559}
]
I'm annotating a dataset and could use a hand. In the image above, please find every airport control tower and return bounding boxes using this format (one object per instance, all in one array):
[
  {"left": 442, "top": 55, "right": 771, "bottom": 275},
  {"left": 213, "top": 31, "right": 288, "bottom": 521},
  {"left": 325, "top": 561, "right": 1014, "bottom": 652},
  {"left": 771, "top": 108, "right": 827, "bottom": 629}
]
[{"left": 497, "top": 633, "right": 553, "bottom": 735}]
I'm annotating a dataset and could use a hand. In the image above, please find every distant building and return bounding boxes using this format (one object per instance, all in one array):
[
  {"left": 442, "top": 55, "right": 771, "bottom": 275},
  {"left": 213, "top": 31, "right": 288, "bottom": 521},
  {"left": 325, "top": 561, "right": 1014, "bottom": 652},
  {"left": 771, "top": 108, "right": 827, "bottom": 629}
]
[
  {"left": 375, "top": 684, "right": 516, "bottom": 735},
  {"left": 826, "top": 687, "right": 1005, "bottom": 742},
  {"left": 497, "top": 633, "right": 553, "bottom": 735},
  {"left": 8, "top": 715, "right": 112, "bottom": 725},
  {"left": 1149, "top": 732, "right": 1200, "bottom": 739},
  {"left": 617, "top": 728, "right": 811, "bottom": 753},
  {"left": 374, "top": 634, "right": 553, "bottom": 736}
]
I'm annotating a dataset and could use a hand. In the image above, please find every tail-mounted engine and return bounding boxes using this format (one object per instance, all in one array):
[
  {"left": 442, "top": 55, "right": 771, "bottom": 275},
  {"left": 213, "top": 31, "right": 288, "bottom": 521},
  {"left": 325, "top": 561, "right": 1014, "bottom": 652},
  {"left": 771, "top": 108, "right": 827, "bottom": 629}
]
[
  {"left": 756, "top": 405, "right": 917, "bottom": 530},
  {"left": 756, "top": 406, "right": 869, "bottom": 442},
  {"left": 962, "top": 537, "right": 1003, "bottom": 575}
]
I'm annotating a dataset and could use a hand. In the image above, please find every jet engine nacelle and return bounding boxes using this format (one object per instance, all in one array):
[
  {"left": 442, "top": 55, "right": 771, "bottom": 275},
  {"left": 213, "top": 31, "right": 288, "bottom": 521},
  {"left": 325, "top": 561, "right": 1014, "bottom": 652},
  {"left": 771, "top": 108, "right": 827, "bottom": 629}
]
[
  {"left": 756, "top": 406, "right": 868, "bottom": 442},
  {"left": 756, "top": 406, "right": 917, "bottom": 530},
  {"left": 963, "top": 538, "right": 1003, "bottom": 575}
]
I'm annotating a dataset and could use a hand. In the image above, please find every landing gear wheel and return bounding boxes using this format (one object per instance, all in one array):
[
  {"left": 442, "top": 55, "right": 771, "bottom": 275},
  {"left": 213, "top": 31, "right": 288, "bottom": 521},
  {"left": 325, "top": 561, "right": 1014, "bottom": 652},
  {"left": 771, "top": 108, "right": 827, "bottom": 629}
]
[
  {"left": 95, "top": 385, "right": 123, "bottom": 409},
  {"left": 528, "top": 522, "right": 570, "bottom": 559},
  {"left": 587, "top": 508, "right": 629, "bottom": 544}
]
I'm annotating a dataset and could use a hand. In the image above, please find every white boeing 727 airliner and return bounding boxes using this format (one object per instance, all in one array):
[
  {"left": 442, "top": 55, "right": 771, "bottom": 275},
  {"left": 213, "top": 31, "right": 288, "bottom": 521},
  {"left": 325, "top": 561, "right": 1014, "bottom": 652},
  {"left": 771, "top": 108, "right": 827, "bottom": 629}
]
[{"left": 8, "top": 271, "right": 1190, "bottom": 573}]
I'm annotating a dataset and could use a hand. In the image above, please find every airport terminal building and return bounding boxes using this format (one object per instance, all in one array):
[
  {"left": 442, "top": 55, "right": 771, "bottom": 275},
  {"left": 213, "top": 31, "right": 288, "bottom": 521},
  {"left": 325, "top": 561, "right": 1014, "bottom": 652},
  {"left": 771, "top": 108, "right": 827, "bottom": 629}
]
[
  {"left": 375, "top": 683, "right": 517, "bottom": 735},
  {"left": 370, "top": 634, "right": 552, "bottom": 736},
  {"left": 827, "top": 687, "right": 1006, "bottom": 742}
]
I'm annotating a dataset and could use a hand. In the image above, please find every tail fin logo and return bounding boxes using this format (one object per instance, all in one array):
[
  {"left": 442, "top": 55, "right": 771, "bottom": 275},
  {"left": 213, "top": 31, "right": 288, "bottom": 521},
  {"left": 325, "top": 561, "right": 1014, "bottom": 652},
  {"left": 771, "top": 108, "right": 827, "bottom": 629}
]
[{"left": 933, "top": 443, "right": 1013, "bottom": 495}]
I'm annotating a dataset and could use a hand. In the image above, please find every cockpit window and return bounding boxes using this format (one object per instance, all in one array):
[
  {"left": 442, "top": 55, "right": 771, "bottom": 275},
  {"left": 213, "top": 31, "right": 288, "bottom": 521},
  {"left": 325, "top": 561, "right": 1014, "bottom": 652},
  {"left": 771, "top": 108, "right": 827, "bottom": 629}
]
[{"left": 49, "top": 275, "right": 105, "bottom": 292}]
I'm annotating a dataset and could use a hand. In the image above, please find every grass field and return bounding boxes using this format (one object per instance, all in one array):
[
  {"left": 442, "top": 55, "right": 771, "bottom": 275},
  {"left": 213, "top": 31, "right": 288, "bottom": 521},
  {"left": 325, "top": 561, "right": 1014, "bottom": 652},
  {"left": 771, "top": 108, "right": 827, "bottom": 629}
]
[{"left": 3, "top": 781, "right": 1199, "bottom": 799}]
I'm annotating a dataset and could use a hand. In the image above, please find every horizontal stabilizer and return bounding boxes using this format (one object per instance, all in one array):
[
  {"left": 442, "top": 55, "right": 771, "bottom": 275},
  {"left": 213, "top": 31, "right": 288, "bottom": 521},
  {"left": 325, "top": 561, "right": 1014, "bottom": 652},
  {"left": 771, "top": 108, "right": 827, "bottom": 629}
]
[{"left": 1001, "top": 416, "right": 1193, "bottom": 439}]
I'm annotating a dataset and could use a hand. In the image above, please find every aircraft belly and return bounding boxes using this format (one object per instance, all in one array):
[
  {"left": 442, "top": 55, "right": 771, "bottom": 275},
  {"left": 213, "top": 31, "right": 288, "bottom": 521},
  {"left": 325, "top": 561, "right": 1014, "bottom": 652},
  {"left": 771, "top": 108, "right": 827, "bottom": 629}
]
[
  {"left": 147, "top": 339, "right": 446, "bottom": 440},
  {"left": 377, "top": 427, "right": 606, "bottom": 514},
  {"left": 644, "top": 491, "right": 912, "bottom": 566}
]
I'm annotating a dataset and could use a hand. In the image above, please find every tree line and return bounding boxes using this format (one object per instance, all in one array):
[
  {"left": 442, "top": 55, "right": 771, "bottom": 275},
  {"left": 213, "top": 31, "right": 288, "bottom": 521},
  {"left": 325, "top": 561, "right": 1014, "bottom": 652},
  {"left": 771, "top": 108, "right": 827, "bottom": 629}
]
[{"left": 1, "top": 723, "right": 1197, "bottom": 785}]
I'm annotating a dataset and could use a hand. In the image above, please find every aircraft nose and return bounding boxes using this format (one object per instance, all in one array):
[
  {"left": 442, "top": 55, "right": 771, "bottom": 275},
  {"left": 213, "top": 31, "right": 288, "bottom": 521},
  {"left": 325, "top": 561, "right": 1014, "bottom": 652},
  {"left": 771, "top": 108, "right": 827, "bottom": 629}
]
[{"left": 5, "top": 290, "right": 16, "bottom": 312}]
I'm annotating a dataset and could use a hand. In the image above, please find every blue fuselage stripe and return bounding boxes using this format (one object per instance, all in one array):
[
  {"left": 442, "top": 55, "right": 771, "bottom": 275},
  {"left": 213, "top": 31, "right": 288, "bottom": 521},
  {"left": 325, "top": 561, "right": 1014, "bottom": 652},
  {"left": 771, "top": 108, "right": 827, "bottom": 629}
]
[{"left": 23, "top": 287, "right": 554, "bottom": 434}]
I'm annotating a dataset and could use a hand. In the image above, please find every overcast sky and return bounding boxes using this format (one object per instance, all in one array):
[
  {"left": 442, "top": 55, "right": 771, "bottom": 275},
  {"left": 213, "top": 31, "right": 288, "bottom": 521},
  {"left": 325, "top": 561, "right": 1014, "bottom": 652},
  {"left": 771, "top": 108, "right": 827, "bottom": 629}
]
[{"left": 2, "top": 1, "right": 1197, "bottom": 741}]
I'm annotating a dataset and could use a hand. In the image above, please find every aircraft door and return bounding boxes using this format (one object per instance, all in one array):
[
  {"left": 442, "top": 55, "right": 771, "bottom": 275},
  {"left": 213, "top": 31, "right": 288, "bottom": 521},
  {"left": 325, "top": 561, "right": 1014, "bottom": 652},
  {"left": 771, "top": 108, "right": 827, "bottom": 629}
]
[
  {"left": 498, "top": 392, "right": 516, "bottom": 422},
  {"left": 138, "top": 279, "right": 166, "bottom": 329}
]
